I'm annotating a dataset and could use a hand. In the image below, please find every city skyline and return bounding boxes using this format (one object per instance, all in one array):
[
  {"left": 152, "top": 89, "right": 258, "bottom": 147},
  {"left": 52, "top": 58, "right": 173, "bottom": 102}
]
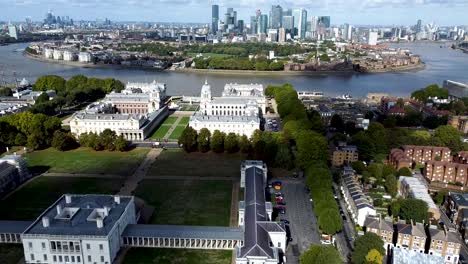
[{"left": 1, "top": 0, "right": 468, "bottom": 26}]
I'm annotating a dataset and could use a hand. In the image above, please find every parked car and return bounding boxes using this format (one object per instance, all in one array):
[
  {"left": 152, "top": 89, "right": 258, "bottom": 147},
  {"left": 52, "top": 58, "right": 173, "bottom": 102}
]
[
  {"left": 277, "top": 201, "right": 286, "bottom": 206},
  {"left": 272, "top": 181, "right": 282, "bottom": 187},
  {"left": 280, "top": 219, "right": 290, "bottom": 225},
  {"left": 278, "top": 208, "right": 286, "bottom": 214},
  {"left": 275, "top": 192, "right": 283, "bottom": 196}
]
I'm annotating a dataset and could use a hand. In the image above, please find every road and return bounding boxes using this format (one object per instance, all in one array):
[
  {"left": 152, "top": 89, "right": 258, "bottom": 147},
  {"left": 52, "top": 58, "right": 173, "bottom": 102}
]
[
  {"left": 333, "top": 183, "right": 355, "bottom": 262},
  {"left": 276, "top": 179, "right": 320, "bottom": 264}
]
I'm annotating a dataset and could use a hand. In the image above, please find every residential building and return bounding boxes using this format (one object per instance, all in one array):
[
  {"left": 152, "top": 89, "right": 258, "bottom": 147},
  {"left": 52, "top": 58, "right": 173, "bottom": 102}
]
[
  {"left": 427, "top": 226, "right": 462, "bottom": 264},
  {"left": 332, "top": 145, "right": 359, "bottom": 167},
  {"left": 457, "top": 208, "right": 468, "bottom": 244},
  {"left": 445, "top": 193, "right": 468, "bottom": 226},
  {"left": 399, "top": 176, "right": 440, "bottom": 220},
  {"left": 78, "top": 52, "right": 93, "bottom": 63},
  {"left": 392, "top": 246, "right": 444, "bottom": 264},
  {"left": 341, "top": 167, "right": 376, "bottom": 226},
  {"left": 189, "top": 81, "right": 262, "bottom": 137},
  {"left": 448, "top": 115, "right": 468, "bottom": 134},
  {"left": 389, "top": 145, "right": 451, "bottom": 169},
  {"left": 424, "top": 161, "right": 468, "bottom": 186},
  {"left": 363, "top": 215, "right": 394, "bottom": 253},
  {"left": 395, "top": 220, "right": 427, "bottom": 253},
  {"left": 389, "top": 149, "right": 413, "bottom": 170},
  {"left": 236, "top": 161, "right": 286, "bottom": 264},
  {"left": 368, "top": 31, "right": 378, "bottom": 45},
  {"left": 21, "top": 194, "right": 136, "bottom": 264}
]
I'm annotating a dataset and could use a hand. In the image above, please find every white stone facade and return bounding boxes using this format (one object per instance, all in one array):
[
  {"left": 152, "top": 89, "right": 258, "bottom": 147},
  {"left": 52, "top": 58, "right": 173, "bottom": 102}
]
[
  {"left": 189, "top": 81, "right": 262, "bottom": 137},
  {"left": 52, "top": 50, "right": 63, "bottom": 60},
  {"left": 21, "top": 194, "right": 136, "bottom": 264},
  {"left": 63, "top": 51, "right": 77, "bottom": 61},
  {"left": 78, "top": 52, "right": 92, "bottom": 63}
]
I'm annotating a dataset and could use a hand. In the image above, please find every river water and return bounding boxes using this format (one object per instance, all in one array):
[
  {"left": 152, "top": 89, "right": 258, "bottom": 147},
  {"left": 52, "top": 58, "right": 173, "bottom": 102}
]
[{"left": 0, "top": 42, "right": 467, "bottom": 97}]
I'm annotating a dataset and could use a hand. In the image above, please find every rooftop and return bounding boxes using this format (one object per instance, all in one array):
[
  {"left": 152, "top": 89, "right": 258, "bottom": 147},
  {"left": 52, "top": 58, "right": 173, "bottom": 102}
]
[
  {"left": 122, "top": 225, "right": 243, "bottom": 240},
  {"left": 190, "top": 113, "right": 260, "bottom": 123},
  {"left": 23, "top": 194, "right": 133, "bottom": 237},
  {"left": 393, "top": 246, "right": 444, "bottom": 264}
]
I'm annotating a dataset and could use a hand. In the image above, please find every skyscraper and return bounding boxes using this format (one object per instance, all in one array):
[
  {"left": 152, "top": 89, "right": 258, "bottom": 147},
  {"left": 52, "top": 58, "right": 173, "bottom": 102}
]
[
  {"left": 318, "top": 16, "right": 331, "bottom": 28},
  {"left": 8, "top": 24, "right": 18, "bottom": 40},
  {"left": 292, "top": 8, "right": 307, "bottom": 39},
  {"left": 269, "top": 5, "right": 283, "bottom": 29},
  {"left": 250, "top": 16, "right": 258, "bottom": 34},
  {"left": 258, "top": 14, "right": 268, "bottom": 34},
  {"left": 415, "top": 19, "right": 422, "bottom": 33},
  {"left": 224, "top": 8, "right": 237, "bottom": 33},
  {"left": 344, "top": 23, "right": 353, "bottom": 40},
  {"left": 282, "top": 16, "right": 294, "bottom": 33},
  {"left": 212, "top": 5, "right": 219, "bottom": 34},
  {"left": 238, "top": 20, "right": 244, "bottom": 34}
]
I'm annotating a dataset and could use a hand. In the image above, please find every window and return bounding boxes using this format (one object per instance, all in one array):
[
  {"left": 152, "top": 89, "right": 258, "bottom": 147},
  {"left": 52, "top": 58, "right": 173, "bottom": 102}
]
[
  {"left": 88, "top": 255, "right": 92, "bottom": 262},
  {"left": 30, "top": 254, "right": 34, "bottom": 261},
  {"left": 101, "top": 256, "right": 105, "bottom": 262},
  {"left": 278, "top": 242, "right": 281, "bottom": 247},
  {"left": 28, "top": 242, "right": 33, "bottom": 249},
  {"left": 53, "top": 256, "right": 57, "bottom": 262},
  {"left": 59, "top": 256, "right": 63, "bottom": 262},
  {"left": 77, "top": 256, "right": 81, "bottom": 263},
  {"left": 43, "top": 254, "right": 47, "bottom": 261},
  {"left": 72, "top": 256, "right": 75, "bottom": 262},
  {"left": 65, "top": 256, "right": 69, "bottom": 262},
  {"left": 42, "top": 242, "right": 46, "bottom": 250},
  {"left": 99, "top": 244, "right": 103, "bottom": 251},
  {"left": 86, "top": 244, "right": 91, "bottom": 250}
]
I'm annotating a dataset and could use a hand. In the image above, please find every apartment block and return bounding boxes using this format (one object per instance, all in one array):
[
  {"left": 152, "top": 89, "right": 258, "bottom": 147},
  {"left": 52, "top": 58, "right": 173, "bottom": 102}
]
[
  {"left": 389, "top": 145, "right": 451, "bottom": 170},
  {"left": 363, "top": 215, "right": 394, "bottom": 253},
  {"left": 448, "top": 115, "right": 468, "bottom": 134},
  {"left": 427, "top": 226, "right": 462, "bottom": 264},
  {"left": 332, "top": 145, "right": 359, "bottom": 167},
  {"left": 395, "top": 220, "right": 427, "bottom": 253},
  {"left": 424, "top": 161, "right": 468, "bottom": 186}
]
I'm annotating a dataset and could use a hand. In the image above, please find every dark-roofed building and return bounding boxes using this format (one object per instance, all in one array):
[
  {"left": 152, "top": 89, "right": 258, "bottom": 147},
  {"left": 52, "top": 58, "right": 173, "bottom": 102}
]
[
  {"left": 21, "top": 194, "right": 136, "bottom": 264},
  {"left": 445, "top": 193, "right": 468, "bottom": 224},
  {"left": 0, "top": 154, "right": 30, "bottom": 197},
  {"left": 427, "top": 226, "right": 462, "bottom": 264},
  {"left": 236, "top": 161, "right": 285, "bottom": 264},
  {"left": 364, "top": 215, "right": 394, "bottom": 253},
  {"left": 395, "top": 220, "right": 426, "bottom": 253}
]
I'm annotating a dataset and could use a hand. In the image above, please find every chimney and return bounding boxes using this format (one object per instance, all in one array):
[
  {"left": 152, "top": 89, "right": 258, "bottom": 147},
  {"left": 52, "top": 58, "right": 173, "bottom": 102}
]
[
  {"left": 114, "top": 196, "right": 121, "bottom": 204},
  {"left": 96, "top": 217, "right": 104, "bottom": 228},
  {"left": 42, "top": 217, "right": 50, "bottom": 228},
  {"left": 56, "top": 204, "right": 62, "bottom": 215},
  {"left": 65, "top": 195, "right": 72, "bottom": 204},
  {"left": 103, "top": 206, "right": 110, "bottom": 216}
]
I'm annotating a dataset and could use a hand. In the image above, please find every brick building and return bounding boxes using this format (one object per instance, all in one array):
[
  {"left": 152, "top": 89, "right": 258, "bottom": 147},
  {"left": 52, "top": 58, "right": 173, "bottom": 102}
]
[
  {"left": 389, "top": 145, "right": 451, "bottom": 169},
  {"left": 424, "top": 161, "right": 468, "bottom": 186},
  {"left": 332, "top": 145, "right": 359, "bottom": 167},
  {"left": 449, "top": 116, "right": 468, "bottom": 134}
]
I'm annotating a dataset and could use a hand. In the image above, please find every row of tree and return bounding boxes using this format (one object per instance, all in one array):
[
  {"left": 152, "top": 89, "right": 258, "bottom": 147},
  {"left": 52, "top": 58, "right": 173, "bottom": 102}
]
[
  {"left": 31, "top": 75, "right": 125, "bottom": 116},
  {"left": 192, "top": 57, "right": 284, "bottom": 71},
  {"left": 187, "top": 42, "right": 312, "bottom": 57},
  {"left": 78, "top": 129, "right": 128, "bottom": 152},
  {"left": 411, "top": 84, "right": 449, "bottom": 103}
]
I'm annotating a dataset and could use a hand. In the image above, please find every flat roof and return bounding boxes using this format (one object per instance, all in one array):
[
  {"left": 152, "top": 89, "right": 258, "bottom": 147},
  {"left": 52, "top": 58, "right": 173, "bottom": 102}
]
[
  {"left": 393, "top": 246, "right": 443, "bottom": 264},
  {"left": 0, "top": 220, "right": 33, "bottom": 234},
  {"left": 23, "top": 194, "right": 133, "bottom": 237},
  {"left": 122, "top": 225, "right": 243, "bottom": 240}
]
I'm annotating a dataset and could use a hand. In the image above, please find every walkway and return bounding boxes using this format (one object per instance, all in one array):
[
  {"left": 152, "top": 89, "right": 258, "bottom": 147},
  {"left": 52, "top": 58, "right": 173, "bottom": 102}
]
[
  {"left": 163, "top": 116, "right": 183, "bottom": 140},
  {"left": 119, "top": 148, "right": 162, "bottom": 195}
]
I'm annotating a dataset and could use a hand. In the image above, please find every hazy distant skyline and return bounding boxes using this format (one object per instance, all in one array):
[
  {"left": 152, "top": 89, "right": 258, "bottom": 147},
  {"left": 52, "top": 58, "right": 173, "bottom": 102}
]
[{"left": 1, "top": 0, "right": 468, "bottom": 26}]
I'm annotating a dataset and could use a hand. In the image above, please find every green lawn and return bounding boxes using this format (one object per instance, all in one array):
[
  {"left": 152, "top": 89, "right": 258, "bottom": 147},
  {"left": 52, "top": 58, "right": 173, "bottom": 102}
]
[
  {"left": 162, "top": 116, "right": 178, "bottom": 125},
  {"left": 179, "top": 105, "right": 199, "bottom": 111},
  {"left": 123, "top": 248, "right": 232, "bottom": 264},
  {"left": 147, "top": 150, "right": 245, "bottom": 178},
  {"left": 178, "top": 117, "right": 190, "bottom": 126},
  {"left": 168, "top": 125, "right": 186, "bottom": 140},
  {"left": 25, "top": 147, "right": 149, "bottom": 175},
  {"left": 135, "top": 179, "right": 232, "bottom": 226},
  {"left": 0, "top": 176, "right": 124, "bottom": 220},
  {"left": 0, "top": 245, "right": 23, "bottom": 264},
  {"left": 150, "top": 125, "right": 171, "bottom": 139}
]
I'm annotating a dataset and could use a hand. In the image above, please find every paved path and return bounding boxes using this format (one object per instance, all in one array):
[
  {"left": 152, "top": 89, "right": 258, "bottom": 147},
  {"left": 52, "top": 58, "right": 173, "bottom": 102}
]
[
  {"left": 230, "top": 181, "right": 240, "bottom": 227},
  {"left": 119, "top": 148, "right": 162, "bottom": 195},
  {"left": 163, "top": 116, "right": 183, "bottom": 139}
]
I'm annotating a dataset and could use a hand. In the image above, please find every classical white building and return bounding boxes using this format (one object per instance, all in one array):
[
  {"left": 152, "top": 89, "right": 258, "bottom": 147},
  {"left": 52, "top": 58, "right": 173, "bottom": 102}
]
[
  {"left": 63, "top": 50, "right": 77, "bottom": 61},
  {"left": 52, "top": 50, "right": 63, "bottom": 60},
  {"left": 222, "top": 83, "right": 266, "bottom": 114},
  {"left": 189, "top": 81, "right": 262, "bottom": 137},
  {"left": 43, "top": 48, "right": 54, "bottom": 59},
  {"left": 78, "top": 52, "right": 92, "bottom": 63},
  {"left": 21, "top": 194, "right": 136, "bottom": 264},
  {"left": 104, "top": 81, "right": 166, "bottom": 114}
]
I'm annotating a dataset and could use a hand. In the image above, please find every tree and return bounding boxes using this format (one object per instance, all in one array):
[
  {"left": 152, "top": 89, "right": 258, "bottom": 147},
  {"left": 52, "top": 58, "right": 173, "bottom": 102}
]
[
  {"left": 274, "top": 144, "right": 294, "bottom": 169},
  {"left": 390, "top": 198, "right": 429, "bottom": 223},
  {"left": 0, "top": 87, "right": 12, "bottom": 96},
  {"left": 178, "top": 127, "right": 198, "bottom": 152},
  {"left": 434, "top": 125, "right": 463, "bottom": 152},
  {"left": 351, "top": 131, "right": 376, "bottom": 161},
  {"left": 26, "top": 132, "right": 45, "bottom": 150},
  {"left": 384, "top": 174, "right": 398, "bottom": 197},
  {"left": 224, "top": 133, "right": 239, "bottom": 153},
  {"left": 239, "top": 135, "right": 251, "bottom": 153},
  {"left": 300, "top": 245, "right": 342, "bottom": 264},
  {"left": 296, "top": 131, "right": 328, "bottom": 169},
  {"left": 365, "top": 249, "right": 383, "bottom": 264},
  {"left": 99, "top": 129, "right": 117, "bottom": 151},
  {"left": 51, "top": 130, "right": 77, "bottom": 151},
  {"left": 351, "top": 161, "right": 366, "bottom": 174},
  {"left": 330, "top": 114, "right": 345, "bottom": 132},
  {"left": 34, "top": 93, "right": 50, "bottom": 104},
  {"left": 210, "top": 130, "right": 225, "bottom": 153},
  {"left": 397, "top": 167, "right": 412, "bottom": 177},
  {"left": 65, "top": 75, "right": 88, "bottom": 91},
  {"left": 87, "top": 133, "right": 103, "bottom": 151},
  {"left": 33, "top": 75, "right": 66, "bottom": 92},
  {"left": 114, "top": 135, "right": 128, "bottom": 151},
  {"left": 318, "top": 208, "right": 343, "bottom": 235},
  {"left": 197, "top": 128, "right": 211, "bottom": 152},
  {"left": 434, "top": 189, "right": 448, "bottom": 205},
  {"left": 352, "top": 233, "right": 385, "bottom": 264}
]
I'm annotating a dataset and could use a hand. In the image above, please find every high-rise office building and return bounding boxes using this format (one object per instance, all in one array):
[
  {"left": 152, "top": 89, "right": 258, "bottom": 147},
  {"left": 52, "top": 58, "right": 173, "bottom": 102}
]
[
  {"left": 238, "top": 20, "right": 244, "bottom": 34},
  {"left": 212, "top": 5, "right": 219, "bottom": 34},
  {"left": 250, "top": 16, "right": 258, "bottom": 34},
  {"left": 415, "top": 19, "right": 422, "bottom": 33},
  {"left": 282, "top": 16, "right": 294, "bottom": 33},
  {"left": 8, "top": 24, "right": 18, "bottom": 40},
  {"left": 283, "top": 9, "right": 292, "bottom": 17},
  {"left": 368, "top": 31, "right": 378, "bottom": 45},
  {"left": 258, "top": 14, "right": 268, "bottom": 34},
  {"left": 269, "top": 5, "right": 283, "bottom": 29},
  {"left": 224, "top": 8, "right": 237, "bottom": 33},
  {"left": 278, "top": 28, "right": 286, "bottom": 43},
  {"left": 344, "top": 23, "right": 353, "bottom": 40},
  {"left": 292, "top": 8, "right": 307, "bottom": 39},
  {"left": 318, "top": 16, "right": 331, "bottom": 28}
]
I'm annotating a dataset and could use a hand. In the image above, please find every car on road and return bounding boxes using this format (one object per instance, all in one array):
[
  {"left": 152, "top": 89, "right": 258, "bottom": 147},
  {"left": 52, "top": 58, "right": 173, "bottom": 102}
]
[
  {"left": 342, "top": 215, "right": 347, "bottom": 221},
  {"left": 278, "top": 208, "right": 286, "bottom": 214},
  {"left": 280, "top": 219, "right": 290, "bottom": 225},
  {"left": 275, "top": 192, "right": 283, "bottom": 196},
  {"left": 277, "top": 201, "right": 286, "bottom": 206}
]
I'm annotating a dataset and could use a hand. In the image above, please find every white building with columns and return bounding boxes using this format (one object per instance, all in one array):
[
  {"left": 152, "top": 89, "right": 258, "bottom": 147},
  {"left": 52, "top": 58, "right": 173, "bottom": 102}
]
[
  {"left": 189, "top": 81, "right": 262, "bottom": 137},
  {"left": 21, "top": 194, "right": 136, "bottom": 264}
]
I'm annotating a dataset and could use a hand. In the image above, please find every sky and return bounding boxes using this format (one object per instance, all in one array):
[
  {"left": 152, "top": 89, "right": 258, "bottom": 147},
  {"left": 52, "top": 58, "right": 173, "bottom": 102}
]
[{"left": 1, "top": 0, "right": 468, "bottom": 26}]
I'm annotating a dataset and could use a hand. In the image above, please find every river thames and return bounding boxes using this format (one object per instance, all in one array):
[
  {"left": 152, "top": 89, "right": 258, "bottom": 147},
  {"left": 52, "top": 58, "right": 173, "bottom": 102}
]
[{"left": 0, "top": 42, "right": 467, "bottom": 97}]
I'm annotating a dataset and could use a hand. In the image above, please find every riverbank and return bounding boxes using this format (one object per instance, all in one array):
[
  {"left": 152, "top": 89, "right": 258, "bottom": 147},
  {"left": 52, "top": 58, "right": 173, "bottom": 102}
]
[{"left": 362, "top": 62, "right": 426, "bottom": 73}]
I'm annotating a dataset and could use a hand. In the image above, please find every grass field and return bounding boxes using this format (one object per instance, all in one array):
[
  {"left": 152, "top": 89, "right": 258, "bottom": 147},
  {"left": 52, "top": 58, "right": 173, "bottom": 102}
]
[
  {"left": 150, "top": 125, "right": 171, "bottom": 139},
  {"left": 179, "top": 105, "right": 199, "bottom": 111},
  {"left": 135, "top": 179, "right": 232, "bottom": 226},
  {"left": 25, "top": 148, "right": 148, "bottom": 175},
  {"left": 147, "top": 150, "right": 245, "bottom": 178},
  {"left": 0, "top": 245, "right": 23, "bottom": 264},
  {"left": 178, "top": 117, "right": 190, "bottom": 126},
  {"left": 0, "top": 176, "right": 124, "bottom": 220},
  {"left": 168, "top": 125, "right": 186, "bottom": 140},
  {"left": 162, "top": 116, "right": 178, "bottom": 125},
  {"left": 123, "top": 248, "right": 232, "bottom": 264}
]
